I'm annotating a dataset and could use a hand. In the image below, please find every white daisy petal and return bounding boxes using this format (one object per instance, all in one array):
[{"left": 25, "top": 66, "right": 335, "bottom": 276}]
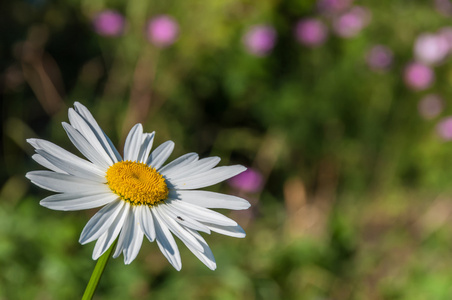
[
  {"left": 36, "top": 149, "right": 105, "bottom": 183},
  {"left": 32, "top": 154, "right": 67, "bottom": 174},
  {"left": 26, "top": 138, "right": 42, "bottom": 150},
  {"left": 204, "top": 223, "right": 246, "bottom": 238},
  {"left": 158, "top": 153, "right": 198, "bottom": 176},
  {"left": 146, "top": 141, "right": 175, "bottom": 170},
  {"left": 137, "top": 205, "right": 156, "bottom": 242},
  {"left": 152, "top": 209, "right": 182, "bottom": 271},
  {"left": 124, "top": 124, "right": 143, "bottom": 161},
  {"left": 29, "top": 138, "right": 106, "bottom": 180},
  {"left": 28, "top": 138, "right": 105, "bottom": 178},
  {"left": 92, "top": 232, "right": 109, "bottom": 260},
  {"left": 40, "top": 190, "right": 117, "bottom": 211},
  {"left": 62, "top": 122, "right": 111, "bottom": 169},
  {"left": 185, "top": 228, "right": 216, "bottom": 270},
  {"left": 72, "top": 102, "right": 122, "bottom": 162},
  {"left": 79, "top": 199, "right": 125, "bottom": 244},
  {"left": 154, "top": 206, "right": 204, "bottom": 252},
  {"left": 123, "top": 207, "right": 144, "bottom": 264},
  {"left": 164, "top": 157, "right": 220, "bottom": 181},
  {"left": 68, "top": 108, "right": 117, "bottom": 165},
  {"left": 167, "top": 200, "right": 238, "bottom": 227},
  {"left": 137, "top": 132, "right": 155, "bottom": 163},
  {"left": 169, "top": 165, "right": 246, "bottom": 190},
  {"left": 92, "top": 204, "right": 128, "bottom": 260},
  {"left": 26, "top": 171, "right": 105, "bottom": 193},
  {"left": 175, "top": 190, "right": 251, "bottom": 210},
  {"left": 102, "top": 133, "right": 123, "bottom": 162},
  {"left": 159, "top": 202, "right": 211, "bottom": 234},
  {"left": 113, "top": 202, "right": 133, "bottom": 258}
]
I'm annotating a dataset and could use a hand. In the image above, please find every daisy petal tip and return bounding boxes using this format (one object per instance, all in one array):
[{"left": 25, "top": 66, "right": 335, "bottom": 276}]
[
  {"left": 78, "top": 237, "right": 88, "bottom": 245},
  {"left": 165, "top": 141, "right": 175, "bottom": 152},
  {"left": 235, "top": 225, "right": 247, "bottom": 238},
  {"left": 26, "top": 138, "right": 39, "bottom": 147},
  {"left": 124, "top": 257, "right": 132, "bottom": 265},
  {"left": 143, "top": 229, "right": 156, "bottom": 242},
  {"left": 242, "top": 200, "right": 252, "bottom": 210},
  {"left": 132, "top": 123, "right": 143, "bottom": 131},
  {"left": 236, "top": 231, "right": 246, "bottom": 238},
  {"left": 39, "top": 199, "right": 52, "bottom": 208},
  {"left": 73, "top": 101, "right": 87, "bottom": 111},
  {"left": 237, "top": 165, "right": 247, "bottom": 174},
  {"left": 169, "top": 141, "right": 176, "bottom": 152},
  {"left": 39, "top": 200, "right": 65, "bottom": 211},
  {"left": 67, "top": 107, "right": 76, "bottom": 115}
]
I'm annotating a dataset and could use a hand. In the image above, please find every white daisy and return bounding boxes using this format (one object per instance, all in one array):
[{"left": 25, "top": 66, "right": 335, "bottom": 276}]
[{"left": 26, "top": 102, "right": 250, "bottom": 270}]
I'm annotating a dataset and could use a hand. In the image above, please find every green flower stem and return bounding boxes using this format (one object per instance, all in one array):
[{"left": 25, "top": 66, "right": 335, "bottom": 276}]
[{"left": 82, "top": 240, "right": 117, "bottom": 300}]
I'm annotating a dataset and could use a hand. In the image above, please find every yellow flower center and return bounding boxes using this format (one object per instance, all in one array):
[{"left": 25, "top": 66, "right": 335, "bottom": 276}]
[{"left": 106, "top": 161, "right": 169, "bottom": 206}]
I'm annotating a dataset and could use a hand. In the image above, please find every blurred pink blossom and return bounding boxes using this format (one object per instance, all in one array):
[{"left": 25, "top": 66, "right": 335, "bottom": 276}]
[
  {"left": 414, "top": 33, "right": 449, "bottom": 65},
  {"left": 366, "top": 45, "right": 393, "bottom": 71},
  {"left": 228, "top": 168, "right": 264, "bottom": 193},
  {"left": 404, "top": 62, "right": 434, "bottom": 91},
  {"left": 435, "top": 0, "right": 452, "bottom": 16},
  {"left": 146, "top": 15, "right": 179, "bottom": 48},
  {"left": 295, "top": 18, "right": 328, "bottom": 47},
  {"left": 243, "top": 25, "right": 277, "bottom": 56},
  {"left": 418, "top": 94, "right": 444, "bottom": 119},
  {"left": 333, "top": 6, "right": 371, "bottom": 38},
  {"left": 439, "top": 27, "right": 452, "bottom": 51},
  {"left": 317, "top": 0, "right": 353, "bottom": 15},
  {"left": 436, "top": 117, "right": 452, "bottom": 140},
  {"left": 92, "top": 10, "right": 125, "bottom": 37}
]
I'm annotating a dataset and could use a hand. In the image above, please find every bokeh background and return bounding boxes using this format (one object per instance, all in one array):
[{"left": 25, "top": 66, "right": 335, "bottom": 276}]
[{"left": 2, "top": 0, "right": 452, "bottom": 299}]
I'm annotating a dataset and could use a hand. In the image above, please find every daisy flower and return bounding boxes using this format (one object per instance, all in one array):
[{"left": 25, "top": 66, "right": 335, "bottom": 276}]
[{"left": 26, "top": 102, "right": 250, "bottom": 270}]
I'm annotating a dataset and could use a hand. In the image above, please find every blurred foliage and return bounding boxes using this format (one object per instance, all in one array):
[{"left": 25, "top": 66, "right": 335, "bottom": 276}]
[{"left": 2, "top": 0, "right": 452, "bottom": 299}]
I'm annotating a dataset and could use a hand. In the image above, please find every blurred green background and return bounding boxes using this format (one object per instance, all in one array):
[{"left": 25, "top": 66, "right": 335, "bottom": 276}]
[{"left": 3, "top": 0, "right": 452, "bottom": 299}]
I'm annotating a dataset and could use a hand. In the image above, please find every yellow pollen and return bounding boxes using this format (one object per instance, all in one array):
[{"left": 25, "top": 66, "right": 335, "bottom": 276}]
[{"left": 106, "top": 161, "right": 169, "bottom": 206}]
